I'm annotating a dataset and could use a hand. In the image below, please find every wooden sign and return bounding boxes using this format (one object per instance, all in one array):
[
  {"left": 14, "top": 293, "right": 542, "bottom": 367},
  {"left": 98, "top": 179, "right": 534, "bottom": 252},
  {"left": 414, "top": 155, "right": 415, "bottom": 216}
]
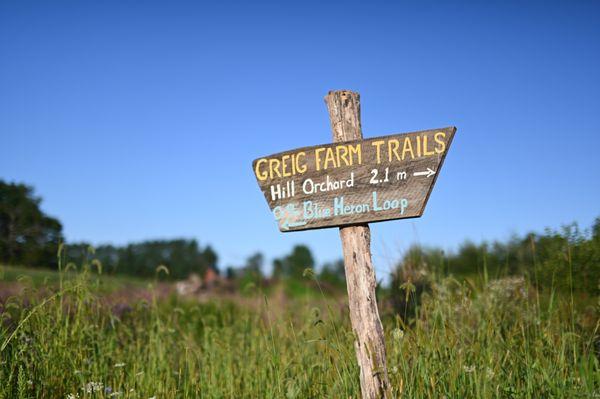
[{"left": 253, "top": 126, "right": 456, "bottom": 232}]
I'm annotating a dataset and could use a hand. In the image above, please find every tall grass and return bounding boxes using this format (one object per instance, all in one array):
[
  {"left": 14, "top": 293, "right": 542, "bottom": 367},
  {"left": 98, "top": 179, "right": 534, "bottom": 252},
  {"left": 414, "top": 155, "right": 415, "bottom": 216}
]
[{"left": 0, "top": 259, "right": 598, "bottom": 397}]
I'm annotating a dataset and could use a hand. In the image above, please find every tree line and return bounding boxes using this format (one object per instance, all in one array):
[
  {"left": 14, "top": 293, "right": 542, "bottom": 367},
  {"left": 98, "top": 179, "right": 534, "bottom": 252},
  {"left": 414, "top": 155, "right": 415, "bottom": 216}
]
[
  {"left": 65, "top": 240, "right": 218, "bottom": 280},
  {"left": 391, "top": 219, "right": 600, "bottom": 299},
  {"left": 0, "top": 180, "right": 346, "bottom": 284},
  {"left": 2, "top": 180, "right": 599, "bottom": 294}
]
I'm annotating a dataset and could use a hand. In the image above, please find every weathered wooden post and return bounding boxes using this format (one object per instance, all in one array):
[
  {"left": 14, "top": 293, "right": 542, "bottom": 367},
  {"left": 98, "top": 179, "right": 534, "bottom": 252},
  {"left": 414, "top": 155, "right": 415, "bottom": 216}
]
[
  {"left": 325, "top": 90, "right": 391, "bottom": 398},
  {"left": 252, "top": 90, "right": 455, "bottom": 399}
]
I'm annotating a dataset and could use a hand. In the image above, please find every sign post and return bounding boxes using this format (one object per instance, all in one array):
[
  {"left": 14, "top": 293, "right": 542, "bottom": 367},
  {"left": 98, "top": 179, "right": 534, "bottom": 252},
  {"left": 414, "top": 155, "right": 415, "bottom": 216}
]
[
  {"left": 325, "top": 90, "right": 391, "bottom": 399},
  {"left": 252, "top": 90, "right": 455, "bottom": 399}
]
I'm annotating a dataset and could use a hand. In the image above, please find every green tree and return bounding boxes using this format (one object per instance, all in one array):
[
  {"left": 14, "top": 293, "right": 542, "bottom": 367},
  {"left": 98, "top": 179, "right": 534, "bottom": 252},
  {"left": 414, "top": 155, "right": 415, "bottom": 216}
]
[
  {"left": 66, "top": 239, "right": 219, "bottom": 280},
  {"left": 0, "top": 181, "right": 63, "bottom": 268},
  {"left": 318, "top": 259, "right": 346, "bottom": 289},
  {"left": 592, "top": 217, "right": 600, "bottom": 241},
  {"left": 272, "top": 258, "right": 284, "bottom": 279},
  {"left": 237, "top": 252, "right": 264, "bottom": 288},
  {"left": 244, "top": 252, "right": 264, "bottom": 277},
  {"left": 273, "top": 245, "right": 315, "bottom": 279},
  {"left": 202, "top": 245, "right": 219, "bottom": 274}
]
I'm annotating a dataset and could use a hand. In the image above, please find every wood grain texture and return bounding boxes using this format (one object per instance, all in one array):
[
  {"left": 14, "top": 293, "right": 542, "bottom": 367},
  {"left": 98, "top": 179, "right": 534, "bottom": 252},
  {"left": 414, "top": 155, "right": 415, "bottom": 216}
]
[
  {"left": 252, "top": 123, "right": 455, "bottom": 232},
  {"left": 325, "top": 90, "right": 391, "bottom": 399}
]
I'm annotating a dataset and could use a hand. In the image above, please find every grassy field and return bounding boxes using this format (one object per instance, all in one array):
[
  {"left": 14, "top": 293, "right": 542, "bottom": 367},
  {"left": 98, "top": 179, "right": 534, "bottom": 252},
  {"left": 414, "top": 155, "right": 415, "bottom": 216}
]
[{"left": 0, "top": 262, "right": 598, "bottom": 398}]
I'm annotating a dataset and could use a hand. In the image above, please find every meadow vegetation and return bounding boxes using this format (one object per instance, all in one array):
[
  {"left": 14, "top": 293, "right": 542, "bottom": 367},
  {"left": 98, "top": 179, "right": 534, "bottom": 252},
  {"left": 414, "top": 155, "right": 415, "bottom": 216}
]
[
  {"left": 1, "top": 231, "right": 598, "bottom": 398},
  {"left": 1, "top": 181, "right": 599, "bottom": 397}
]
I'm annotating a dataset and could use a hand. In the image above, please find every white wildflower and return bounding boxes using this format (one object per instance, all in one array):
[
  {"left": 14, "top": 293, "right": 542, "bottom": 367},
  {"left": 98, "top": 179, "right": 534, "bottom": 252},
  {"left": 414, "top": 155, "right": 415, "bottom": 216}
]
[
  {"left": 463, "top": 365, "right": 476, "bottom": 373},
  {"left": 66, "top": 394, "right": 79, "bottom": 399},
  {"left": 487, "top": 276, "right": 526, "bottom": 302},
  {"left": 82, "top": 382, "right": 103, "bottom": 394},
  {"left": 392, "top": 328, "right": 404, "bottom": 341},
  {"left": 114, "top": 362, "right": 126, "bottom": 368}
]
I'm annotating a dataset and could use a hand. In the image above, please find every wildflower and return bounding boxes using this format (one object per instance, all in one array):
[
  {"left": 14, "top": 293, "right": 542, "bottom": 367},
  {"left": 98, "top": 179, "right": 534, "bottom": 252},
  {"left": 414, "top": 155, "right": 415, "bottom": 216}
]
[
  {"left": 82, "top": 382, "right": 103, "bottom": 394},
  {"left": 487, "top": 276, "right": 526, "bottom": 302},
  {"left": 392, "top": 328, "right": 404, "bottom": 341},
  {"left": 114, "top": 363, "right": 126, "bottom": 368},
  {"left": 463, "top": 365, "right": 476, "bottom": 373},
  {"left": 486, "top": 367, "right": 495, "bottom": 378},
  {"left": 109, "top": 391, "right": 122, "bottom": 397},
  {"left": 66, "top": 394, "right": 79, "bottom": 399}
]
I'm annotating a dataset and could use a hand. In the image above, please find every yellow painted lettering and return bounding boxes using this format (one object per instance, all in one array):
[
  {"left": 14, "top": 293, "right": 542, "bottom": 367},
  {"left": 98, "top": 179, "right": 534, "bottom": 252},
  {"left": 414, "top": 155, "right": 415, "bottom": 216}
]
[
  {"left": 254, "top": 158, "right": 268, "bottom": 181},
  {"left": 348, "top": 144, "right": 362, "bottom": 165},
  {"left": 281, "top": 155, "right": 291, "bottom": 177},
  {"left": 388, "top": 139, "right": 401, "bottom": 162},
  {"left": 423, "top": 135, "right": 435, "bottom": 156},
  {"left": 323, "top": 147, "right": 336, "bottom": 169},
  {"left": 336, "top": 145, "right": 349, "bottom": 166},
  {"left": 268, "top": 158, "right": 281, "bottom": 179},
  {"left": 315, "top": 148, "right": 325, "bottom": 170},
  {"left": 296, "top": 151, "right": 307, "bottom": 173},
  {"left": 402, "top": 137, "right": 415, "bottom": 160},
  {"left": 434, "top": 132, "right": 446, "bottom": 154},
  {"left": 371, "top": 140, "right": 385, "bottom": 164}
]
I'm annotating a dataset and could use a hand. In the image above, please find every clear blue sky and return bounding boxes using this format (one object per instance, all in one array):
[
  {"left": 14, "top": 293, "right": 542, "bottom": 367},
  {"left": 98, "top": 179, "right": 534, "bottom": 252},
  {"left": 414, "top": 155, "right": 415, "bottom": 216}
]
[{"left": 1, "top": 1, "right": 599, "bottom": 277}]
